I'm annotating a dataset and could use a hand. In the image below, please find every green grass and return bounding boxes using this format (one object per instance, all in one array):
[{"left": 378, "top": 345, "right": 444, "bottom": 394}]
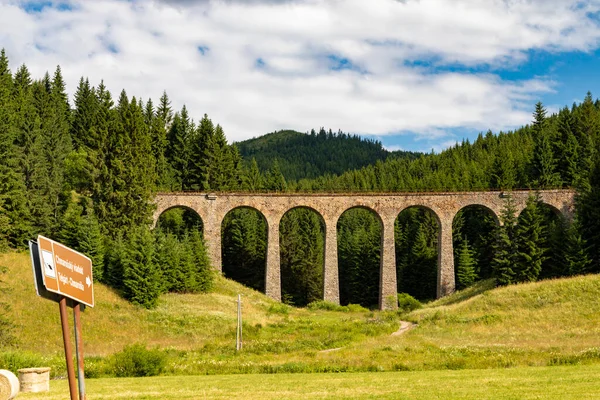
[
  {"left": 20, "top": 364, "right": 600, "bottom": 399},
  {"left": 2, "top": 251, "right": 600, "bottom": 377}
]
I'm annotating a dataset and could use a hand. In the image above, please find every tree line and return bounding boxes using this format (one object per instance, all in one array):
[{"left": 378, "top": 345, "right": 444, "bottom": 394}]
[{"left": 236, "top": 129, "right": 420, "bottom": 181}]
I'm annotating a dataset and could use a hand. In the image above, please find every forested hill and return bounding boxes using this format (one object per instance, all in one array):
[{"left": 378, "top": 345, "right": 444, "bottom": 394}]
[{"left": 235, "top": 129, "right": 420, "bottom": 181}]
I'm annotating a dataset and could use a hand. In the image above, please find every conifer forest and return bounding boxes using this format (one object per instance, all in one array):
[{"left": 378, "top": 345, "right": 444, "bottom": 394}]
[{"left": 2, "top": 49, "right": 600, "bottom": 309}]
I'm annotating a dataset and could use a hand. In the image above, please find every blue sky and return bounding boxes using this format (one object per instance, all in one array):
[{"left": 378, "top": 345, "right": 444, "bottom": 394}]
[{"left": 3, "top": 0, "right": 600, "bottom": 153}]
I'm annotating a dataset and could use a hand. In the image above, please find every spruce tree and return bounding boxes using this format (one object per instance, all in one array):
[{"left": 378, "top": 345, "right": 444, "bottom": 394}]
[
  {"left": 122, "top": 226, "right": 162, "bottom": 309},
  {"left": 243, "top": 158, "right": 264, "bottom": 191},
  {"left": 555, "top": 107, "right": 580, "bottom": 187},
  {"left": 531, "top": 102, "right": 561, "bottom": 188},
  {"left": 187, "top": 229, "right": 213, "bottom": 292},
  {"left": 573, "top": 92, "right": 597, "bottom": 189},
  {"left": 191, "top": 113, "right": 214, "bottom": 190},
  {"left": 265, "top": 159, "right": 287, "bottom": 192},
  {"left": 0, "top": 49, "right": 30, "bottom": 247},
  {"left": 166, "top": 107, "right": 194, "bottom": 190},
  {"left": 559, "top": 218, "right": 591, "bottom": 276},
  {"left": 456, "top": 238, "right": 477, "bottom": 289},
  {"left": 577, "top": 156, "right": 600, "bottom": 273},
  {"left": 492, "top": 194, "right": 517, "bottom": 286},
  {"left": 514, "top": 194, "right": 546, "bottom": 282}
]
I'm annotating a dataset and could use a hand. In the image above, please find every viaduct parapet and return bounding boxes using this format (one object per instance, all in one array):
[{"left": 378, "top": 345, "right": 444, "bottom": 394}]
[{"left": 152, "top": 190, "right": 575, "bottom": 310}]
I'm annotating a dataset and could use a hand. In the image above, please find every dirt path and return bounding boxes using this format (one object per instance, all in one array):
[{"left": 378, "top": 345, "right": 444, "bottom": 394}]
[
  {"left": 319, "top": 321, "right": 416, "bottom": 353},
  {"left": 391, "top": 320, "right": 415, "bottom": 336}
]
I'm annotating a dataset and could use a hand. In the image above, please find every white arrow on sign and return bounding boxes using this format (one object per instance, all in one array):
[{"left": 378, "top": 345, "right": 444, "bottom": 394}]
[{"left": 86, "top": 276, "right": 91, "bottom": 288}]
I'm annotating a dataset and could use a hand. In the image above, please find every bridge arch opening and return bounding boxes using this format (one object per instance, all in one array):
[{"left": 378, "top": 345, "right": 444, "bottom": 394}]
[
  {"left": 517, "top": 201, "right": 567, "bottom": 280},
  {"left": 155, "top": 206, "right": 204, "bottom": 239},
  {"left": 395, "top": 206, "right": 440, "bottom": 301},
  {"left": 452, "top": 205, "right": 499, "bottom": 289},
  {"left": 153, "top": 206, "right": 211, "bottom": 294},
  {"left": 337, "top": 206, "right": 382, "bottom": 308},
  {"left": 221, "top": 206, "right": 268, "bottom": 293},
  {"left": 279, "top": 207, "right": 325, "bottom": 306}
]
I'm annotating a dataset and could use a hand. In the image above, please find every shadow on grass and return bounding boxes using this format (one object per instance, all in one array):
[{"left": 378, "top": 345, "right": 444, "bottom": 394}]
[{"left": 428, "top": 279, "right": 496, "bottom": 307}]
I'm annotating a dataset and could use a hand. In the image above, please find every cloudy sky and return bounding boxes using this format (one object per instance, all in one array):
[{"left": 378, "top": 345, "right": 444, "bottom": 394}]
[{"left": 2, "top": 0, "right": 600, "bottom": 152}]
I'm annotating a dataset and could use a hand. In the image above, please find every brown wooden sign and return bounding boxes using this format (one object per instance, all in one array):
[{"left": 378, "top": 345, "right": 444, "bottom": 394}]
[{"left": 37, "top": 235, "right": 94, "bottom": 308}]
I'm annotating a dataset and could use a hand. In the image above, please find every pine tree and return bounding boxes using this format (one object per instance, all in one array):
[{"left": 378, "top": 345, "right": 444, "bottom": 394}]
[
  {"left": 190, "top": 113, "right": 214, "bottom": 190},
  {"left": 148, "top": 97, "right": 170, "bottom": 189},
  {"left": 531, "top": 102, "right": 561, "bottom": 188},
  {"left": 122, "top": 226, "right": 162, "bottom": 309},
  {"left": 573, "top": 92, "right": 597, "bottom": 189},
  {"left": 514, "top": 194, "right": 546, "bottom": 282},
  {"left": 577, "top": 156, "right": 600, "bottom": 273},
  {"left": 187, "top": 229, "right": 213, "bottom": 292},
  {"left": 77, "top": 209, "right": 105, "bottom": 282},
  {"left": 456, "top": 238, "right": 477, "bottom": 289},
  {"left": 555, "top": 107, "right": 580, "bottom": 187},
  {"left": 563, "top": 220, "right": 591, "bottom": 276},
  {"left": 96, "top": 91, "right": 155, "bottom": 234},
  {"left": 222, "top": 208, "right": 267, "bottom": 292},
  {"left": 204, "top": 124, "right": 236, "bottom": 191},
  {"left": 265, "top": 159, "right": 287, "bottom": 192},
  {"left": 104, "top": 232, "right": 126, "bottom": 288},
  {"left": 492, "top": 194, "right": 517, "bottom": 286},
  {"left": 491, "top": 143, "right": 517, "bottom": 189},
  {"left": 0, "top": 49, "right": 30, "bottom": 247},
  {"left": 166, "top": 107, "right": 194, "bottom": 190},
  {"left": 243, "top": 158, "right": 263, "bottom": 191},
  {"left": 28, "top": 74, "right": 72, "bottom": 235},
  {"left": 156, "top": 91, "right": 173, "bottom": 131}
]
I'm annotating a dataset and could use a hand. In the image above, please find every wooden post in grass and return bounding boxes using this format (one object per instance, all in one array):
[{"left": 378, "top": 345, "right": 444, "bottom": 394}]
[
  {"left": 73, "top": 303, "right": 86, "bottom": 400},
  {"left": 236, "top": 295, "right": 243, "bottom": 351},
  {"left": 59, "top": 297, "right": 78, "bottom": 400}
]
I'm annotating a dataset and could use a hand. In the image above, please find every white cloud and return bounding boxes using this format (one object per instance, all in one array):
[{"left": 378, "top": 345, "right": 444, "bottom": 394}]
[{"left": 1, "top": 0, "right": 598, "bottom": 147}]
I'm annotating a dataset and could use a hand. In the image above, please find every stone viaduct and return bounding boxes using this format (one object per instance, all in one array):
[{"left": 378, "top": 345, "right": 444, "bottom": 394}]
[{"left": 152, "top": 190, "right": 575, "bottom": 310}]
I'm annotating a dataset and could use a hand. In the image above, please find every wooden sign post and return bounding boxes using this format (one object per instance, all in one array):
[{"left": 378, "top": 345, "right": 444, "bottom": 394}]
[{"left": 29, "top": 236, "right": 94, "bottom": 400}]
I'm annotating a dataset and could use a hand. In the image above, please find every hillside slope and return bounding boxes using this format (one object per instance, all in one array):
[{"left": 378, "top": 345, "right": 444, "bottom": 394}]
[
  {"left": 2, "top": 251, "right": 600, "bottom": 374},
  {"left": 235, "top": 129, "right": 420, "bottom": 181}
]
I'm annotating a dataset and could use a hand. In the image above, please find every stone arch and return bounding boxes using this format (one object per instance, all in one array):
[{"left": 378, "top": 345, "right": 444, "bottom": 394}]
[
  {"left": 336, "top": 206, "right": 383, "bottom": 307},
  {"left": 452, "top": 204, "right": 499, "bottom": 284},
  {"left": 221, "top": 206, "right": 268, "bottom": 293},
  {"left": 456, "top": 204, "right": 500, "bottom": 226},
  {"left": 395, "top": 205, "right": 441, "bottom": 301},
  {"left": 337, "top": 204, "right": 384, "bottom": 226},
  {"left": 539, "top": 202, "right": 563, "bottom": 220},
  {"left": 279, "top": 206, "right": 326, "bottom": 306},
  {"left": 154, "top": 205, "right": 204, "bottom": 237}
]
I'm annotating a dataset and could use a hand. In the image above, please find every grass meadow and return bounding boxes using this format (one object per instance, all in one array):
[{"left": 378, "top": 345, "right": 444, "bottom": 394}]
[
  {"left": 2, "top": 250, "right": 600, "bottom": 396},
  {"left": 20, "top": 365, "right": 600, "bottom": 399}
]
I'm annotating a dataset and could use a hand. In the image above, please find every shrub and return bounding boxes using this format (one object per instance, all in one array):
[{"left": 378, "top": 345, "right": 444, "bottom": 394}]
[
  {"left": 0, "top": 351, "right": 45, "bottom": 374},
  {"left": 267, "top": 303, "right": 291, "bottom": 315},
  {"left": 346, "top": 303, "right": 369, "bottom": 312},
  {"left": 397, "top": 293, "right": 422, "bottom": 313},
  {"left": 0, "top": 351, "right": 65, "bottom": 378},
  {"left": 110, "top": 344, "right": 167, "bottom": 377}
]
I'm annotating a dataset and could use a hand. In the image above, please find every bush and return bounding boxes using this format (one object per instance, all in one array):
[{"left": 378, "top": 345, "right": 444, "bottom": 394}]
[
  {"left": 397, "top": 293, "right": 422, "bottom": 313},
  {"left": 110, "top": 344, "right": 167, "bottom": 377},
  {"left": 267, "top": 303, "right": 291, "bottom": 315},
  {"left": 307, "top": 301, "right": 369, "bottom": 312},
  {"left": 346, "top": 303, "right": 369, "bottom": 312},
  {"left": 0, "top": 351, "right": 65, "bottom": 378},
  {"left": 307, "top": 301, "right": 346, "bottom": 311}
]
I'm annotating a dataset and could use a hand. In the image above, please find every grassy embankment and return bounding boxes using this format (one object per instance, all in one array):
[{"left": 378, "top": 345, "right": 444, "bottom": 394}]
[{"left": 1, "top": 251, "right": 600, "bottom": 377}]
